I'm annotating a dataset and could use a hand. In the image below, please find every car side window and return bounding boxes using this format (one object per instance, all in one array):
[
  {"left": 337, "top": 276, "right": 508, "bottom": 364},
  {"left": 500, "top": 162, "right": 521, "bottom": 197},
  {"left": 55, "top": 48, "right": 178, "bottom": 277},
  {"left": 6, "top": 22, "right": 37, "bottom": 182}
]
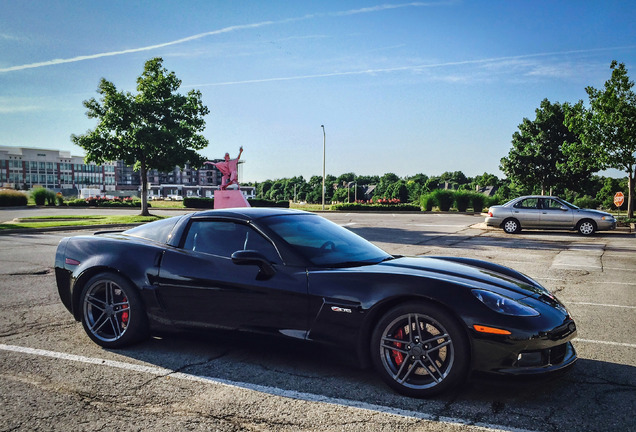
[
  {"left": 514, "top": 198, "right": 539, "bottom": 209},
  {"left": 544, "top": 199, "right": 564, "bottom": 210},
  {"left": 182, "top": 220, "right": 280, "bottom": 262}
]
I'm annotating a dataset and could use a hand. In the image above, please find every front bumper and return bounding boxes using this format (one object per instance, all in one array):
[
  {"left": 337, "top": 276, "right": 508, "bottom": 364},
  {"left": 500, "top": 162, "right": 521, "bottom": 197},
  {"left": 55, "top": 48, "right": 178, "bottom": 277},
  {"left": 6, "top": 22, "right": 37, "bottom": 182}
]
[
  {"left": 471, "top": 316, "right": 578, "bottom": 375},
  {"left": 491, "top": 341, "right": 577, "bottom": 375},
  {"left": 597, "top": 220, "right": 617, "bottom": 231}
]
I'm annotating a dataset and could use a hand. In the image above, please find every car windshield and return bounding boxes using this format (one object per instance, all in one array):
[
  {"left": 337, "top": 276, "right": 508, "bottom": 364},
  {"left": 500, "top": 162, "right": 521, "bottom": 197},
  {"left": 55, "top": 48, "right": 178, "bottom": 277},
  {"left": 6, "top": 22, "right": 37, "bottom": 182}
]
[
  {"left": 262, "top": 214, "right": 392, "bottom": 267},
  {"left": 556, "top": 198, "right": 579, "bottom": 209}
]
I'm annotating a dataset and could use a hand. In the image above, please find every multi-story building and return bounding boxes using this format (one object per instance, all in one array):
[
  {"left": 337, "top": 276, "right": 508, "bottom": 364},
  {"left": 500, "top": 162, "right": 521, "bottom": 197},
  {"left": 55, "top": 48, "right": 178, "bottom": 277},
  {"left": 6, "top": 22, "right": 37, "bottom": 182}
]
[
  {"left": 0, "top": 146, "right": 115, "bottom": 192},
  {"left": 0, "top": 146, "right": 252, "bottom": 199}
]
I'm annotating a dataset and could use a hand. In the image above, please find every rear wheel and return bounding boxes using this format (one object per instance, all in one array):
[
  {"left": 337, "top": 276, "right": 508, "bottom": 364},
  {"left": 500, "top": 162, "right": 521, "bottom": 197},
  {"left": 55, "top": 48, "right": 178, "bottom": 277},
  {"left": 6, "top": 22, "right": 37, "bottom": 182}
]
[
  {"left": 502, "top": 218, "right": 521, "bottom": 234},
  {"left": 577, "top": 220, "right": 596, "bottom": 236},
  {"left": 371, "top": 303, "right": 469, "bottom": 397},
  {"left": 80, "top": 272, "right": 149, "bottom": 348}
]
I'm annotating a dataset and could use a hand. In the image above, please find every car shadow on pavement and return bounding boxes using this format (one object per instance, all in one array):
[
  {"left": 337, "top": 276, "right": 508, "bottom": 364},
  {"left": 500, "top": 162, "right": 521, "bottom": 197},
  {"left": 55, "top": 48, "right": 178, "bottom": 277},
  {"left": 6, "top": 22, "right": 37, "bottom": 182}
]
[{"left": 108, "top": 330, "right": 636, "bottom": 431}]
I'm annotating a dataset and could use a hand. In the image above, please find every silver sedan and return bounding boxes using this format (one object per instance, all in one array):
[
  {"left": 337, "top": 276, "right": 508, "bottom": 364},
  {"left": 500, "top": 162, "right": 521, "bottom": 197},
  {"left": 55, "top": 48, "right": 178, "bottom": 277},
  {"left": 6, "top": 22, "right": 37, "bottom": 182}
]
[{"left": 485, "top": 195, "right": 617, "bottom": 235}]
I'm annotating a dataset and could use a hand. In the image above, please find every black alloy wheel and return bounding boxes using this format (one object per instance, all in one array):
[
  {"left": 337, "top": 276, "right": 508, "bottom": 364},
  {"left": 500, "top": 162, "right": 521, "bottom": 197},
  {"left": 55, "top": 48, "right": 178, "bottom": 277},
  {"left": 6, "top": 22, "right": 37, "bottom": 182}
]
[
  {"left": 371, "top": 302, "right": 469, "bottom": 397},
  {"left": 80, "top": 272, "right": 149, "bottom": 348}
]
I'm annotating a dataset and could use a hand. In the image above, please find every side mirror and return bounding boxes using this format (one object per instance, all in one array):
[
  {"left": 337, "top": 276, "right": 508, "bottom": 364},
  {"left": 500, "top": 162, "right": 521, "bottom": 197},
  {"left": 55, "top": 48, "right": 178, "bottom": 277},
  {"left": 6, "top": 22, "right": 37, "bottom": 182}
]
[
  {"left": 231, "top": 250, "right": 276, "bottom": 280},
  {"left": 560, "top": 206, "right": 568, "bottom": 211}
]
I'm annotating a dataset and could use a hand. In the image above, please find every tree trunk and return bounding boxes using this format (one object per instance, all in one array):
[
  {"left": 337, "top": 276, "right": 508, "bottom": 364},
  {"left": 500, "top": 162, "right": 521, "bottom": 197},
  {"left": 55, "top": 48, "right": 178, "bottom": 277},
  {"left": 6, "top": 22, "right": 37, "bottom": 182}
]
[{"left": 139, "top": 159, "right": 151, "bottom": 216}]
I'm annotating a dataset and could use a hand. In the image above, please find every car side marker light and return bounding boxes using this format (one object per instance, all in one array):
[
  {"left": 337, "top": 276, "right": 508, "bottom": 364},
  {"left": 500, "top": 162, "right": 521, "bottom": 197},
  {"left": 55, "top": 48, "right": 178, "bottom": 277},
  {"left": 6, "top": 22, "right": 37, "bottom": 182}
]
[
  {"left": 65, "top": 258, "right": 80, "bottom": 265},
  {"left": 473, "top": 324, "right": 512, "bottom": 335}
]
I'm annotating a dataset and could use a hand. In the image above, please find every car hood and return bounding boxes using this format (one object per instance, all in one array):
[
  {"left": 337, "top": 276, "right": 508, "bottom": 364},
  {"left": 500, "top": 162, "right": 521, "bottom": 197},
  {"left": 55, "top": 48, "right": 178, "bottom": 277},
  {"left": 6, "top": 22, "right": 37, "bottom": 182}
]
[
  {"left": 376, "top": 256, "right": 545, "bottom": 298},
  {"left": 577, "top": 208, "right": 613, "bottom": 217}
]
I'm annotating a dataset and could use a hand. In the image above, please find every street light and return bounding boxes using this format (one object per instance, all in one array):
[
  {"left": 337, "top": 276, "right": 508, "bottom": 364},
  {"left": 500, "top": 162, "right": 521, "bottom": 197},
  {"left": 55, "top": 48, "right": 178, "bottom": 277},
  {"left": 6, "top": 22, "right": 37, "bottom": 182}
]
[
  {"left": 347, "top": 181, "right": 357, "bottom": 203},
  {"left": 321, "top": 125, "right": 326, "bottom": 210}
]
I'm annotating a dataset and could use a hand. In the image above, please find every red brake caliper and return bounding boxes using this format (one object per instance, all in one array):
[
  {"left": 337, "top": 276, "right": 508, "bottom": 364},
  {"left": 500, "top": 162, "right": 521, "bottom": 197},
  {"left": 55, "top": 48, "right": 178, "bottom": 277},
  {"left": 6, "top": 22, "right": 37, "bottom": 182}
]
[
  {"left": 391, "top": 328, "right": 404, "bottom": 365},
  {"left": 121, "top": 297, "right": 129, "bottom": 326}
]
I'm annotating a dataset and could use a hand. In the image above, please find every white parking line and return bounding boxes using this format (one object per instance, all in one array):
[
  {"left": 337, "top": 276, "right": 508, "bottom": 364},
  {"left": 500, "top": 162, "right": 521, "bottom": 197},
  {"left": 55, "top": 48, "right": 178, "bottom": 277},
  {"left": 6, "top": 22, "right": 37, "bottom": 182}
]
[
  {"left": 568, "top": 302, "right": 636, "bottom": 309},
  {"left": 412, "top": 224, "right": 469, "bottom": 227},
  {"left": 575, "top": 339, "right": 636, "bottom": 348},
  {"left": 536, "top": 277, "right": 636, "bottom": 287},
  {"left": 0, "top": 343, "right": 536, "bottom": 432},
  {"left": 602, "top": 266, "right": 636, "bottom": 272}
]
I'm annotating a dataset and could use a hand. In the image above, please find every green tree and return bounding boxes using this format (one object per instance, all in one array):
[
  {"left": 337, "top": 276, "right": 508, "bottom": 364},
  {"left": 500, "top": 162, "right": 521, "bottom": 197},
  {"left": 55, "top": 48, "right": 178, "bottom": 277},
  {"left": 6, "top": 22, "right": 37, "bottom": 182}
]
[
  {"left": 336, "top": 172, "right": 356, "bottom": 186},
  {"left": 564, "top": 61, "right": 636, "bottom": 218},
  {"left": 501, "top": 99, "right": 588, "bottom": 196},
  {"left": 374, "top": 173, "right": 400, "bottom": 198},
  {"left": 439, "top": 171, "right": 468, "bottom": 189},
  {"left": 406, "top": 180, "right": 422, "bottom": 202},
  {"left": 393, "top": 180, "right": 409, "bottom": 203},
  {"left": 72, "top": 57, "right": 209, "bottom": 215},
  {"left": 596, "top": 177, "right": 628, "bottom": 210},
  {"left": 258, "top": 180, "right": 273, "bottom": 199},
  {"left": 306, "top": 175, "right": 323, "bottom": 203},
  {"left": 332, "top": 187, "right": 349, "bottom": 203},
  {"left": 423, "top": 177, "right": 440, "bottom": 193},
  {"left": 356, "top": 175, "right": 379, "bottom": 185},
  {"left": 471, "top": 172, "right": 500, "bottom": 190}
]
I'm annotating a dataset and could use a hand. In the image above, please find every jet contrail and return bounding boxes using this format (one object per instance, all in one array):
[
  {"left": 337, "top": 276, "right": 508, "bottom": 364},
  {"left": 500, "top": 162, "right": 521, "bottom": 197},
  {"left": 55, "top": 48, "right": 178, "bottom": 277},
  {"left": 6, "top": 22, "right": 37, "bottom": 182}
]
[
  {"left": 188, "top": 45, "right": 636, "bottom": 87},
  {"left": 0, "top": 2, "right": 442, "bottom": 73}
]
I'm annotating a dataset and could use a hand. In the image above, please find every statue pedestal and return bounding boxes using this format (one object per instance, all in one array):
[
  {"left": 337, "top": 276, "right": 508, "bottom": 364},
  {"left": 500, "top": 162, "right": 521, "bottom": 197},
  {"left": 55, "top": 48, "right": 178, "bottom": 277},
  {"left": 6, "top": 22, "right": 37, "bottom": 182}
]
[{"left": 214, "top": 189, "right": 251, "bottom": 209}]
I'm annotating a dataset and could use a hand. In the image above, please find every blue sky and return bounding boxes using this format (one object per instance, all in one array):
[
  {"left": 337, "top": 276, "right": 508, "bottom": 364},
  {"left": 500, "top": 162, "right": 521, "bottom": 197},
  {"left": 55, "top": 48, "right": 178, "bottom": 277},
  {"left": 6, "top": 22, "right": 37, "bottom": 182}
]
[{"left": 1, "top": 1, "right": 634, "bottom": 182}]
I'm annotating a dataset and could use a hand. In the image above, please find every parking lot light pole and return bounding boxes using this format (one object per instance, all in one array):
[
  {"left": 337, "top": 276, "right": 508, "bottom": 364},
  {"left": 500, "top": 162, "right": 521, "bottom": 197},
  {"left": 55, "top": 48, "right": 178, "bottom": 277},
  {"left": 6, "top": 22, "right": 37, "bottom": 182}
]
[{"left": 321, "top": 125, "right": 326, "bottom": 210}]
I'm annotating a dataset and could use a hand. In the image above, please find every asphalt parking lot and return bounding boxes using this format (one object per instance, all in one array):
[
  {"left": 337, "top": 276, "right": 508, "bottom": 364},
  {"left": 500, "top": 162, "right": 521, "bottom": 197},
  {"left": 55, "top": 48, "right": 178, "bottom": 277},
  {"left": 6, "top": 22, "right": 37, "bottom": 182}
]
[{"left": 0, "top": 210, "right": 634, "bottom": 431}]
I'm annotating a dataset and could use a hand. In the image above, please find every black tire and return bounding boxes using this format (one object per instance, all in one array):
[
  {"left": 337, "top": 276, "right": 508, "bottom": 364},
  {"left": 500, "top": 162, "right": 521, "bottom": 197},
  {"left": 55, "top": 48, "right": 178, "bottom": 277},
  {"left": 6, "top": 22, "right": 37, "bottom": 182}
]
[
  {"left": 371, "top": 302, "right": 469, "bottom": 397},
  {"left": 577, "top": 219, "right": 596, "bottom": 236},
  {"left": 502, "top": 218, "right": 521, "bottom": 234},
  {"left": 79, "top": 272, "right": 149, "bottom": 348}
]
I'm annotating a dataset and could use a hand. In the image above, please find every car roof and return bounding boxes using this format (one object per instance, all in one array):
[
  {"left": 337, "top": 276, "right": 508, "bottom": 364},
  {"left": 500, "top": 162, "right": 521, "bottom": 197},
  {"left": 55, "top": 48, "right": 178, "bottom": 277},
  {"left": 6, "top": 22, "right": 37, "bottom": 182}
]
[{"left": 191, "top": 207, "right": 311, "bottom": 220}]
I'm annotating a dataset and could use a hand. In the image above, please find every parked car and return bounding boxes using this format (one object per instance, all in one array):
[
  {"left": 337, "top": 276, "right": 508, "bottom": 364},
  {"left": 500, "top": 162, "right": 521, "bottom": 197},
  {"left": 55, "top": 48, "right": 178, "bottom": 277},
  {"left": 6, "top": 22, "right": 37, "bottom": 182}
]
[
  {"left": 55, "top": 208, "right": 577, "bottom": 397},
  {"left": 486, "top": 195, "right": 616, "bottom": 235}
]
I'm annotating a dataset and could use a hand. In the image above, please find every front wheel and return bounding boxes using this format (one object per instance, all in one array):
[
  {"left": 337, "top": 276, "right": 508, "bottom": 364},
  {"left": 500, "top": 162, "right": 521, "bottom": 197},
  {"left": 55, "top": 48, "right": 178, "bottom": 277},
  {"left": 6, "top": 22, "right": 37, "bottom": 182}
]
[
  {"left": 577, "top": 220, "right": 596, "bottom": 236},
  {"left": 371, "top": 303, "right": 469, "bottom": 397},
  {"left": 80, "top": 272, "right": 149, "bottom": 348}
]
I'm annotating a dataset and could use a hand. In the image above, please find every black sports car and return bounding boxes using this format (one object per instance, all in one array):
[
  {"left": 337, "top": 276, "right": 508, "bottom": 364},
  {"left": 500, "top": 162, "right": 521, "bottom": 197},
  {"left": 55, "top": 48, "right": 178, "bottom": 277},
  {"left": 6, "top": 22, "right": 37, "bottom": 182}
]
[{"left": 54, "top": 208, "right": 577, "bottom": 397}]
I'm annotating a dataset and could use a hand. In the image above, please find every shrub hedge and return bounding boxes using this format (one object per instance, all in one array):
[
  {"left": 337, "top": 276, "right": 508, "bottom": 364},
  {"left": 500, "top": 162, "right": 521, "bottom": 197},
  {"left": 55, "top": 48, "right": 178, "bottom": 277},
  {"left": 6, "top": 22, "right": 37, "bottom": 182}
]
[
  {"left": 65, "top": 198, "right": 145, "bottom": 207},
  {"left": 248, "top": 199, "right": 289, "bottom": 208},
  {"left": 454, "top": 190, "right": 471, "bottom": 212},
  {"left": 183, "top": 197, "right": 214, "bottom": 208},
  {"left": 0, "top": 190, "right": 28, "bottom": 207},
  {"left": 471, "top": 192, "right": 486, "bottom": 213},
  {"left": 31, "top": 188, "right": 57, "bottom": 206},
  {"left": 182, "top": 197, "right": 290, "bottom": 209},
  {"left": 420, "top": 189, "right": 490, "bottom": 212},
  {"left": 331, "top": 202, "right": 420, "bottom": 211},
  {"left": 420, "top": 194, "right": 434, "bottom": 211},
  {"left": 430, "top": 189, "right": 455, "bottom": 211}
]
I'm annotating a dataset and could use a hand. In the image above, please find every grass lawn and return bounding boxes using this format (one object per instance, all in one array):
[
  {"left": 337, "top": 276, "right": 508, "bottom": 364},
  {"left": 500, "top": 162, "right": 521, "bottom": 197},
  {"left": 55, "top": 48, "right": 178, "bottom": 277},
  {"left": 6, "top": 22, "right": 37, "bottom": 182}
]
[{"left": 0, "top": 215, "right": 164, "bottom": 230}]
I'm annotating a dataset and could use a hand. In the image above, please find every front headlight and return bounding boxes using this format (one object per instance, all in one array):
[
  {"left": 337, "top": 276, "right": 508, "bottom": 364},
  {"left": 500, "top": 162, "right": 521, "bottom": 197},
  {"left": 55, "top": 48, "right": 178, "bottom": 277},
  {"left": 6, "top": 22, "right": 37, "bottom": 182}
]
[
  {"left": 601, "top": 216, "right": 615, "bottom": 222},
  {"left": 472, "top": 289, "right": 540, "bottom": 317}
]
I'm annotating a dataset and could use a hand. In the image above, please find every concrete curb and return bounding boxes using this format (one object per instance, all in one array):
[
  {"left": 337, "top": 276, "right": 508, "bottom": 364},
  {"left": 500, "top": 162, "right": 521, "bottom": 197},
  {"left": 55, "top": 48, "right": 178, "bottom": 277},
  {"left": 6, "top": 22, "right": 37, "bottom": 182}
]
[{"left": 0, "top": 224, "right": 141, "bottom": 235}]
